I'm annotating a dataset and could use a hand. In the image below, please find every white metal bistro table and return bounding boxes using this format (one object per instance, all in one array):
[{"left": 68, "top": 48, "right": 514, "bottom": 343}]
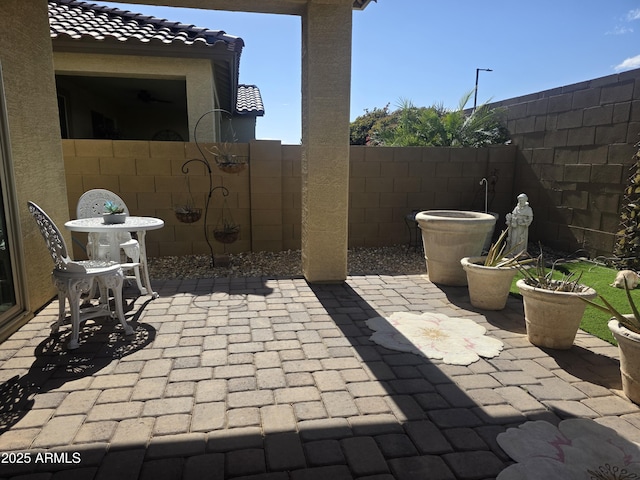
[{"left": 65, "top": 216, "right": 164, "bottom": 298}]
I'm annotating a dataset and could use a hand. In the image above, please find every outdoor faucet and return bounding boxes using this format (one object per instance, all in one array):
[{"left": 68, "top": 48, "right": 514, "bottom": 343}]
[{"left": 480, "top": 177, "right": 488, "bottom": 213}]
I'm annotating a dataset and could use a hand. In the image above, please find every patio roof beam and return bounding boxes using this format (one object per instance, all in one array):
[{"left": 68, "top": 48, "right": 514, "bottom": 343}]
[{"left": 116, "top": 0, "right": 369, "bottom": 16}]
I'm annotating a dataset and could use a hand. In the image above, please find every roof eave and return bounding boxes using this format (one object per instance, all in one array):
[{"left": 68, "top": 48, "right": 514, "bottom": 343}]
[{"left": 352, "top": 0, "right": 375, "bottom": 10}]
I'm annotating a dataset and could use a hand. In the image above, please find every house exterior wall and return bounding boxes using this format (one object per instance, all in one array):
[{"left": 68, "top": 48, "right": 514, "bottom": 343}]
[
  {"left": 0, "top": 0, "right": 69, "bottom": 338},
  {"left": 493, "top": 69, "right": 640, "bottom": 256},
  {"left": 53, "top": 52, "right": 218, "bottom": 142},
  {"left": 63, "top": 139, "right": 517, "bottom": 257}
]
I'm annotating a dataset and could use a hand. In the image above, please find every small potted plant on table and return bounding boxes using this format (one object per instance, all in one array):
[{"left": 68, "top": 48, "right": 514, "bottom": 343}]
[
  {"left": 103, "top": 200, "right": 127, "bottom": 224},
  {"left": 516, "top": 252, "right": 596, "bottom": 349},
  {"left": 580, "top": 279, "right": 640, "bottom": 404}
]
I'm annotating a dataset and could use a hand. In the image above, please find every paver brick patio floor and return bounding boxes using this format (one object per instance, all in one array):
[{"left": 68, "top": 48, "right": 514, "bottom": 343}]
[{"left": 0, "top": 274, "right": 638, "bottom": 480}]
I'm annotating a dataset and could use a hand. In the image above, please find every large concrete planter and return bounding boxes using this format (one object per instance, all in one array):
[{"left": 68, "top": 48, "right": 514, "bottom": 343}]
[
  {"left": 609, "top": 317, "right": 640, "bottom": 404},
  {"left": 415, "top": 210, "right": 496, "bottom": 286},
  {"left": 461, "top": 256, "right": 517, "bottom": 310},
  {"left": 481, "top": 212, "right": 500, "bottom": 252},
  {"left": 516, "top": 279, "right": 596, "bottom": 349}
]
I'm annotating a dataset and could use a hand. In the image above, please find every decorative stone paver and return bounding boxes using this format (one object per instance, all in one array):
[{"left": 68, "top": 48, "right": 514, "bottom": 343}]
[{"left": 0, "top": 274, "right": 638, "bottom": 479}]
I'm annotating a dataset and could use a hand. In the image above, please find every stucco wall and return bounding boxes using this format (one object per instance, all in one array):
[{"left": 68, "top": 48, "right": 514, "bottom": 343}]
[
  {"left": 0, "top": 0, "right": 69, "bottom": 333},
  {"left": 494, "top": 69, "right": 640, "bottom": 257},
  {"left": 63, "top": 139, "right": 517, "bottom": 257}
]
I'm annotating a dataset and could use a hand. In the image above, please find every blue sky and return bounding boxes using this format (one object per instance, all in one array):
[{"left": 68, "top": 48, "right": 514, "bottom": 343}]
[{"left": 101, "top": 1, "right": 640, "bottom": 144}]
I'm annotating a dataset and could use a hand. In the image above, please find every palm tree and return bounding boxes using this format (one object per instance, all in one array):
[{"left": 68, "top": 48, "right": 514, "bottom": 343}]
[{"left": 371, "top": 91, "right": 510, "bottom": 147}]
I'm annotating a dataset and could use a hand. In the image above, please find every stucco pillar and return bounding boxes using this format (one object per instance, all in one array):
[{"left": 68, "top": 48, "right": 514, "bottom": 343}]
[
  {"left": 0, "top": 1, "right": 67, "bottom": 317},
  {"left": 301, "top": 1, "right": 352, "bottom": 283}
]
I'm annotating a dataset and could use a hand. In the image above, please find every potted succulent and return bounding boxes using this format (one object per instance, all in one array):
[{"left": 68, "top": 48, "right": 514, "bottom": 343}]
[
  {"left": 213, "top": 220, "right": 240, "bottom": 244},
  {"left": 461, "top": 229, "right": 531, "bottom": 310},
  {"left": 208, "top": 142, "right": 248, "bottom": 174},
  {"left": 516, "top": 252, "right": 596, "bottom": 349},
  {"left": 580, "top": 279, "right": 640, "bottom": 404},
  {"left": 103, "top": 200, "right": 127, "bottom": 224},
  {"left": 174, "top": 204, "right": 202, "bottom": 224}
]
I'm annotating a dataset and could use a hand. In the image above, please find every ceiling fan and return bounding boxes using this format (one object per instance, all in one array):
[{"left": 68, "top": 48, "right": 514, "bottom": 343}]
[{"left": 136, "top": 89, "right": 172, "bottom": 104}]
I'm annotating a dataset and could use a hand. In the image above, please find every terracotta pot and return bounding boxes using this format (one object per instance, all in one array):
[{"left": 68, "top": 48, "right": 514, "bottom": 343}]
[
  {"left": 415, "top": 210, "right": 496, "bottom": 286},
  {"left": 461, "top": 256, "right": 517, "bottom": 310},
  {"left": 517, "top": 279, "right": 596, "bottom": 349},
  {"left": 609, "top": 317, "right": 640, "bottom": 404}
]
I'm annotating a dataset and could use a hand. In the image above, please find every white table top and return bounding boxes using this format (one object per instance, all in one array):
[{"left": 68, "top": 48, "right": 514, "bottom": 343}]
[{"left": 65, "top": 216, "right": 164, "bottom": 233}]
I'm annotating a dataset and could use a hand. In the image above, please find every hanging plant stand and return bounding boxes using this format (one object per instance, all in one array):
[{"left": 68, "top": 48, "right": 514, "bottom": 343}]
[{"left": 180, "top": 109, "right": 244, "bottom": 267}]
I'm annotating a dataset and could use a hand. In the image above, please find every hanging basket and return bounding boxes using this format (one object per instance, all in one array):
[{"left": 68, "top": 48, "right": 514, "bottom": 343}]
[
  {"left": 214, "top": 152, "right": 248, "bottom": 175},
  {"left": 217, "top": 162, "right": 247, "bottom": 174},
  {"left": 175, "top": 207, "right": 202, "bottom": 224},
  {"left": 213, "top": 193, "right": 240, "bottom": 243},
  {"left": 214, "top": 224, "right": 240, "bottom": 244}
]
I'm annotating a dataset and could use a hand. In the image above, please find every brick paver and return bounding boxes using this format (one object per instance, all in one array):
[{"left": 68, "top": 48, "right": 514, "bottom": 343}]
[{"left": 0, "top": 274, "right": 638, "bottom": 479}]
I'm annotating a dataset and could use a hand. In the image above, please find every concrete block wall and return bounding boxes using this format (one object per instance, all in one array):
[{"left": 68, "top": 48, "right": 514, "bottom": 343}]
[
  {"left": 63, "top": 139, "right": 251, "bottom": 258},
  {"left": 64, "top": 139, "right": 515, "bottom": 257},
  {"left": 348, "top": 145, "right": 518, "bottom": 247},
  {"left": 493, "top": 69, "right": 640, "bottom": 257}
]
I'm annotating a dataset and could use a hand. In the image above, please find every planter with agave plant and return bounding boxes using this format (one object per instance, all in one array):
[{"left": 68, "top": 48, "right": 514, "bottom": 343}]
[
  {"left": 516, "top": 251, "right": 596, "bottom": 349},
  {"left": 580, "top": 279, "right": 640, "bottom": 404},
  {"left": 103, "top": 200, "right": 127, "bottom": 224},
  {"left": 461, "top": 229, "right": 532, "bottom": 310}
]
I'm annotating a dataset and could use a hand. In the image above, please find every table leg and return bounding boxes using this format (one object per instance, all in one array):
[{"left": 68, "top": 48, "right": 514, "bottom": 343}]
[{"left": 136, "top": 231, "right": 158, "bottom": 298}]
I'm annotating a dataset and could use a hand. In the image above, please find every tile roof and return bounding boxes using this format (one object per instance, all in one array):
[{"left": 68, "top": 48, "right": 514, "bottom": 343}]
[
  {"left": 48, "top": 0, "right": 244, "bottom": 52},
  {"left": 236, "top": 84, "right": 264, "bottom": 116},
  {"left": 48, "top": 0, "right": 264, "bottom": 115}
]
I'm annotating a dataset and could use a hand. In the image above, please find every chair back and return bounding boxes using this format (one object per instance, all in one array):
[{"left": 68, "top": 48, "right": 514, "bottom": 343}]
[
  {"left": 77, "top": 189, "right": 130, "bottom": 219},
  {"left": 28, "top": 201, "right": 85, "bottom": 273}
]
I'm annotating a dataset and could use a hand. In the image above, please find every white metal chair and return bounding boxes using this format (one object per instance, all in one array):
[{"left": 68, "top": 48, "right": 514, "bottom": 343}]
[
  {"left": 28, "top": 201, "right": 133, "bottom": 349},
  {"left": 76, "top": 189, "right": 145, "bottom": 294}
]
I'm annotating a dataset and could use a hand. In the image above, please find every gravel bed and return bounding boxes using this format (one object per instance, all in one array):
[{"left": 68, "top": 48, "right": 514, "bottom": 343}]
[{"left": 148, "top": 245, "right": 426, "bottom": 279}]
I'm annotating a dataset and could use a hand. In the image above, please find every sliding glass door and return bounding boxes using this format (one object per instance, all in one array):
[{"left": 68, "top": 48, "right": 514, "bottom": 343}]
[{"left": 0, "top": 62, "right": 25, "bottom": 336}]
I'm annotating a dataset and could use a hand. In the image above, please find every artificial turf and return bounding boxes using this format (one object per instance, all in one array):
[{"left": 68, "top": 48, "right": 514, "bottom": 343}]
[{"left": 509, "top": 260, "right": 640, "bottom": 346}]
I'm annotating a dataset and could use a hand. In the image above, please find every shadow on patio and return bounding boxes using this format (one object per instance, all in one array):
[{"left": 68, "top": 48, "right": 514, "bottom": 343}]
[{"left": 0, "top": 274, "right": 637, "bottom": 479}]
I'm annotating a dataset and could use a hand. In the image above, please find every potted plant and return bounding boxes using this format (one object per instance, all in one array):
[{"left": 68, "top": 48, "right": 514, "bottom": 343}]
[
  {"left": 213, "top": 220, "right": 240, "bottom": 244},
  {"left": 461, "top": 229, "right": 531, "bottom": 310},
  {"left": 174, "top": 204, "right": 202, "bottom": 224},
  {"left": 208, "top": 142, "right": 248, "bottom": 174},
  {"left": 516, "top": 252, "right": 596, "bottom": 349},
  {"left": 103, "top": 200, "right": 127, "bottom": 224},
  {"left": 580, "top": 279, "right": 640, "bottom": 404},
  {"left": 415, "top": 209, "right": 496, "bottom": 286}
]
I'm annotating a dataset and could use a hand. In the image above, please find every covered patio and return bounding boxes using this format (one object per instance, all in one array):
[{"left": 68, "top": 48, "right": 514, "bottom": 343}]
[{"left": 0, "top": 273, "right": 636, "bottom": 479}]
